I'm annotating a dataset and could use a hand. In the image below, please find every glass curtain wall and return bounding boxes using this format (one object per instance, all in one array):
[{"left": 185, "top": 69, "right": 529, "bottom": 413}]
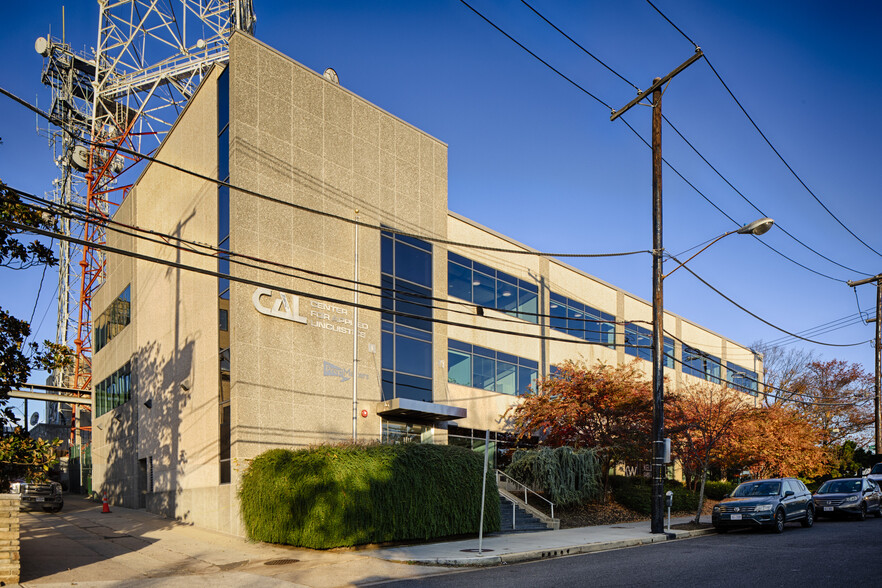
[
  {"left": 381, "top": 231, "right": 433, "bottom": 402},
  {"left": 217, "top": 68, "right": 231, "bottom": 484}
]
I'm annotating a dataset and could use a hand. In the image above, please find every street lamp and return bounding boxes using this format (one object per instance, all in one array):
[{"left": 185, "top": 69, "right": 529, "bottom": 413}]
[
  {"left": 664, "top": 218, "right": 775, "bottom": 279},
  {"left": 648, "top": 216, "right": 774, "bottom": 534}
]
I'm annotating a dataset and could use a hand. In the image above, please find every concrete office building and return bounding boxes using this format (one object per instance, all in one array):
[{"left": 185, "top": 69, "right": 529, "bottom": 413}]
[{"left": 90, "top": 33, "right": 763, "bottom": 535}]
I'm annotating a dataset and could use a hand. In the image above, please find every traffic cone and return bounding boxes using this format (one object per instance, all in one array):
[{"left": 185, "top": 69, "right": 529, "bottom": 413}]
[{"left": 101, "top": 491, "right": 111, "bottom": 514}]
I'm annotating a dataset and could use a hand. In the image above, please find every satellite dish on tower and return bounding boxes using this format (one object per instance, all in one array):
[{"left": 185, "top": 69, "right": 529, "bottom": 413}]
[{"left": 29, "top": 413, "right": 39, "bottom": 427}]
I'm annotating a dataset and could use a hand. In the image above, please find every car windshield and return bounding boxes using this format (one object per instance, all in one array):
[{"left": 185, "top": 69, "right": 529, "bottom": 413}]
[
  {"left": 871, "top": 464, "right": 882, "bottom": 475},
  {"left": 818, "top": 480, "right": 861, "bottom": 494},
  {"left": 732, "top": 481, "right": 781, "bottom": 497}
]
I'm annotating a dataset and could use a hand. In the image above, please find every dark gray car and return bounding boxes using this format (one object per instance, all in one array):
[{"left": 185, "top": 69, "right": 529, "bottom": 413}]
[
  {"left": 814, "top": 477, "right": 881, "bottom": 520},
  {"left": 712, "top": 478, "right": 814, "bottom": 533}
]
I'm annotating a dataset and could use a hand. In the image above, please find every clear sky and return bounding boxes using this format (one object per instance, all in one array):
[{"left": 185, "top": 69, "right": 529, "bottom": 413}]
[{"left": 1, "top": 1, "right": 881, "bottom": 424}]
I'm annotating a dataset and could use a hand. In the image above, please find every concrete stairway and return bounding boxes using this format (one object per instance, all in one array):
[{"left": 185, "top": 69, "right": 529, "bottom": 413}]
[{"left": 496, "top": 494, "right": 554, "bottom": 534}]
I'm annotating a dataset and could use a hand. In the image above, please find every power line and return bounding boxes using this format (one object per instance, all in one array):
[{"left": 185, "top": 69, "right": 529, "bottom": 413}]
[
  {"left": 8, "top": 215, "right": 859, "bottom": 407},
  {"left": 1, "top": 84, "right": 649, "bottom": 261},
  {"left": 646, "top": 0, "right": 882, "bottom": 257},
  {"left": 667, "top": 252, "right": 872, "bottom": 347},
  {"left": 4, "top": 218, "right": 655, "bottom": 353},
  {"left": 514, "top": 1, "right": 858, "bottom": 280}
]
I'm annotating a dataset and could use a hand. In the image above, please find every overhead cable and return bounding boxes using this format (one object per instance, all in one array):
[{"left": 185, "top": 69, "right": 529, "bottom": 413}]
[{"left": 646, "top": 0, "right": 882, "bottom": 257}]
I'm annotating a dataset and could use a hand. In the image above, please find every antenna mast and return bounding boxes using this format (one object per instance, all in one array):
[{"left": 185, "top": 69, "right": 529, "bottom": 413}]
[{"left": 37, "top": 1, "right": 255, "bottom": 446}]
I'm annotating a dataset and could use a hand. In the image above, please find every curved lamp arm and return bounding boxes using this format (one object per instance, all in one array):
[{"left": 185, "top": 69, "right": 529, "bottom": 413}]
[{"left": 663, "top": 217, "right": 774, "bottom": 280}]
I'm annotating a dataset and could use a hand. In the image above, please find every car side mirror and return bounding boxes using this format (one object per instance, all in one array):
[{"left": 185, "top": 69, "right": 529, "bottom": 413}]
[
  {"left": 784, "top": 490, "right": 795, "bottom": 497},
  {"left": 723, "top": 493, "right": 729, "bottom": 499}
]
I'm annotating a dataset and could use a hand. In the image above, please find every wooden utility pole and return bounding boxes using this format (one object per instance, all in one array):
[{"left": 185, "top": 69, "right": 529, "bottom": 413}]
[
  {"left": 846, "top": 274, "right": 882, "bottom": 458},
  {"left": 611, "top": 48, "right": 703, "bottom": 534}
]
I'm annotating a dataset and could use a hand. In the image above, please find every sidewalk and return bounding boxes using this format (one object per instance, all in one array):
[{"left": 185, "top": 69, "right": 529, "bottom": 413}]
[
  {"left": 369, "top": 516, "right": 715, "bottom": 567},
  {"left": 20, "top": 495, "right": 715, "bottom": 586}
]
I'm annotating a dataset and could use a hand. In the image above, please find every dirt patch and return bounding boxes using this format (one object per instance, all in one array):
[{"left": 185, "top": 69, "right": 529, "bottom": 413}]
[{"left": 551, "top": 497, "right": 719, "bottom": 529}]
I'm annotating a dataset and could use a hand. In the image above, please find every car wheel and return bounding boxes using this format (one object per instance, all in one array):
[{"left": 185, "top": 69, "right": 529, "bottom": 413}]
[
  {"left": 857, "top": 503, "right": 867, "bottom": 521},
  {"left": 714, "top": 526, "right": 728, "bottom": 534},
  {"left": 874, "top": 506, "right": 882, "bottom": 518},
  {"left": 801, "top": 506, "right": 814, "bottom": 528},
  {"left": 773, "top": 509, "right": 785, "bottom": 533}
]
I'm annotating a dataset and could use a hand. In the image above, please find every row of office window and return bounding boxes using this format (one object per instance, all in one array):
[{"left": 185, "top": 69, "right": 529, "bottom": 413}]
[
  {"left": 624, "top": 322, "right": 675, "bottom": 369},
  {"left": 94, "top": 285, "right": 131, "bottom": 353},
  {"left": 94, "top": 361, "right": 132, "bottom": 418},
  {"left": 447, "top": 339, "right": 538, "bottom": 396},
  {"left": 549, "top": 292, "right": 615, "bottom": 347},
  {"left": 682, "top": 345, "right": 722, "bottom": 383},
  {"left": 727, "top": 361, "right": 758, "bottom": 395},
  {"left": 448, "top": 252, "right": 538, "bottom": 322}
]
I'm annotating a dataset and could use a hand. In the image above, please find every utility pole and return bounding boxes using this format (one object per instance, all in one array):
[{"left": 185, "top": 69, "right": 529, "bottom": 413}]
[
  {"left": 612, "top": 48, "right": 703, "bottom": 534},
  {"left": 847, "top": 274, "right": 882, "bottom": 459}
]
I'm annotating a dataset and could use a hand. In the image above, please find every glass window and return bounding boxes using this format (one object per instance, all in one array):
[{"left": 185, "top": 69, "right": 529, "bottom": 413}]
[
  {"left": 496, "top": 361, "right": 517, "bottom": 396},
  {"left": 727, "top": 361, "right": 758, "bottom": 395},
  {"left": 448, "top": 349, "right": 471, "bottom": 386},
  {"left": 218, "top": 185, "right": 230, "bottom": 241},
  {"left": 395, "top": 241, "right": 432, "bottom": 287},
  {"left": 448, "top": 261, "right": 472, "bottom": 301},
  {"left": 473, "top": 354, "right": 496, "bottom": 391},
  {"left": 549, "top": 291, "right": 615, "bottom": 347},
  {"left": 94, "top": 361, "right": 133, "bottom": 417},
  {"left": 395, "top": 335, "right": 432, "bottom": 378},
  {"left": 382, "top": 230, "right": 434, "bottom": 403},
  {"left": 94, "top": 285, "right": 132, "bottom": 353},
  {"left": 446, "top": 252, "right": 538, "bottom": 323},
  {"left": 683, "top": 346, "right": 722, "bottom": 383},
  {"left": 449, "top": 339, "right": 538, "bottom": 397}
]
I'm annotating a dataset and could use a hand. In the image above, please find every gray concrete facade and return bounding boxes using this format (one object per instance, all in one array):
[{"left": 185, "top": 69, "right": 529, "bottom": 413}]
[{"left": 91, "top": 32, "right": 763, "bottom": 537}]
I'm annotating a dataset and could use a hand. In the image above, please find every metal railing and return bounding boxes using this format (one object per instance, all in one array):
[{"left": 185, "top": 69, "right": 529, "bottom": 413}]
[{"left": 496, "top": 469, "right": 554, "bottom": 520}]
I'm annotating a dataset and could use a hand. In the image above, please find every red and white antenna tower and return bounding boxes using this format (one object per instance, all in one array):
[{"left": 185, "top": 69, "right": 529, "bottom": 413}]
[{"left": 37, "top": 1, "right": 255, "bottom": 445}]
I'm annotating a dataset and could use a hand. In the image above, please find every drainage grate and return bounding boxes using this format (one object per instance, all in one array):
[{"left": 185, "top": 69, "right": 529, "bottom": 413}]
[
  {"left": 460, "top": 548, "right": 494, "bottom": 553},
  {"left": 263, "top": 559, "right": 300, "bottom": 566}
]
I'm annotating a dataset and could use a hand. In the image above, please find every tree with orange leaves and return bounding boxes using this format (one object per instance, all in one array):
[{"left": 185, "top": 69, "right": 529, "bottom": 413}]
[
  {"left": 504, "top": 360, "right": 652, "bottom": 498},
  {"left": 668, "top": 383, "right": 751, "bottom": 524},
  {"left": 731, "top": 404, "right": 827, "bottom": 479}
]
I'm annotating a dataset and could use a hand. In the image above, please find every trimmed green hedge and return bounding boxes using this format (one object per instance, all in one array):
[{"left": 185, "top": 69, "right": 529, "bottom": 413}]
[
  {"left": 609, "top": 475, "right": 699, "bottom": 514},
  {"left": 239, "top": 443, "right": 499, "bottom": 548}
]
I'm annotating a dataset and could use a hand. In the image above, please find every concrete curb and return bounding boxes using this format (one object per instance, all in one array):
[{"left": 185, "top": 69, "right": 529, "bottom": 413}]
[{"left": 387, "top": 528, "right": 717, "bottom": 567}]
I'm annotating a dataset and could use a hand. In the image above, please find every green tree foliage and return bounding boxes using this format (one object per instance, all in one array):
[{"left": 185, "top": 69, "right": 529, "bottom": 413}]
[
  {"left": 505, "top": 446, "right": 601, "bottom": 507},
  {"left": 238, "top": 443, "right": 499, "bottom": 549},
  {"left": 0, "top": 180, "right": 70, "bottom": 486},
  {"left": 0, "top": 427, "right": 60, "bottom": 490}
]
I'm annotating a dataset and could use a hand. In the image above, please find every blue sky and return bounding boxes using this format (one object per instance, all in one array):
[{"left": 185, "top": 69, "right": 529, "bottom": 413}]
[{"left": 1, "top": 1, "right": 881, "bottom": 423}]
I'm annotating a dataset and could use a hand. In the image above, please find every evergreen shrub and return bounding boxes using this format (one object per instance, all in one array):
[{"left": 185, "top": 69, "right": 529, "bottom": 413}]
[
  {"left": 238, "top": 443, "right": 499, "bottom": 549},
  {"left": 608, "top": 475, "right": 699, "bottom": 514},
  {"left": 703, "top": 481, "right": 737, "bottom": 500},
  {"left": 504, "top": 447, "right": 601, "bottom": 507}
]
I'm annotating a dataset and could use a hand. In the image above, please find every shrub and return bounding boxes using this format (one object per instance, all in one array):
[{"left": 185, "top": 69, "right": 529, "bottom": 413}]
[
  {"left": 608, "top": 475, "right": 699, "bottom": 514},
  {"left": 703, "top": 481, "right": 737, "bottom": 500},
  {"left": 239, "top": 443, "right": 499, "bottom": 548},
  {"left": 505, "top": 447, "right": 602, "bottom": 507}
]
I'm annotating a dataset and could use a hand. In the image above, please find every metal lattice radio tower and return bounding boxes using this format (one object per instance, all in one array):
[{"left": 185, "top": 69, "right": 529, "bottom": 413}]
[{"left": 36, "top": 1, "right": 255, "bottom": 443}]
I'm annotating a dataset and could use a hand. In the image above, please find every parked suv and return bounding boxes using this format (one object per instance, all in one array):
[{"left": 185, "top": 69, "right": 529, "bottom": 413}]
[
  {"left": 712, "top": 478, "right": 814, "bottom": 533},
  {"left": 10, "top": 480, "right": 64, "bottom": 513}
]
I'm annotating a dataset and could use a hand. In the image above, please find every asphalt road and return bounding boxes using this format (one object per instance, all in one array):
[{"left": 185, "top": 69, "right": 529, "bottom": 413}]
[{"left": 372, "top": 515, "right": 882, "bottom": 588}]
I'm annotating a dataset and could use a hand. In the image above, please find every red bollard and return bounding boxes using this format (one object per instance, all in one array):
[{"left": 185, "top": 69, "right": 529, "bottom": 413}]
[{"left": 101, "top": 491, "right": 111, "bottom": 514}]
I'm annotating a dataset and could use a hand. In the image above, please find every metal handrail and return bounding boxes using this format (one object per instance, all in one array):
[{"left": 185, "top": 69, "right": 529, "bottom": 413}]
[{"left": 496, "top": 469, "right": 555, "bottom": 520}]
